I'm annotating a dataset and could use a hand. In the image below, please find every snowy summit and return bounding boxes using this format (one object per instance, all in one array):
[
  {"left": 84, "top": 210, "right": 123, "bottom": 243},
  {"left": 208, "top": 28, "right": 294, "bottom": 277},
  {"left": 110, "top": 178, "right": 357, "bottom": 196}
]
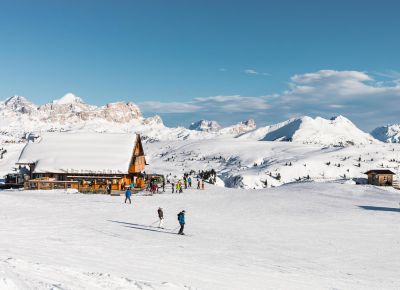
[{"left": 52, "top": 93, "right": 84, "bottom": 105}]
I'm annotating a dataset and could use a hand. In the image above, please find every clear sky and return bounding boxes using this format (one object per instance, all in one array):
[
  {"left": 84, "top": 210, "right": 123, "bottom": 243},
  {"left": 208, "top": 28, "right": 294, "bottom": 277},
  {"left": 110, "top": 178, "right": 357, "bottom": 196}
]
[{"left": 1, "top": 0, "right": 400, "bottom": 130}]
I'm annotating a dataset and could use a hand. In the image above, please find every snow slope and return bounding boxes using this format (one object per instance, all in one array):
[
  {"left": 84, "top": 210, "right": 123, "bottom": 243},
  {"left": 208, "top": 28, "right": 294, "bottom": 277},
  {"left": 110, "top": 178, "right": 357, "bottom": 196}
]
[
  {"left": 239, "top": 116, "right": 377, "bottom": 146},
  {"left": 145, "top": 138, "right": 400, "bottom": 189},
  {"left": 0, "top": 182, "right": 399, "bottom": 289},
  {"left": 371, "top": 124, "right": 400, "bottom": 143}
]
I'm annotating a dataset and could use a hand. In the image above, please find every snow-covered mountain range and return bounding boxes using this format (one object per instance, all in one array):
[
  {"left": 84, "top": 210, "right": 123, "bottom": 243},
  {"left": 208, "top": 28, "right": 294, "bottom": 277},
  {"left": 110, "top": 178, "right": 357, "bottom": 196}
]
[
  {"left": 2, "top": 93, "right": 400, "bottom": 189},
  {"left": 0, "top": 93, "right": 384, "bottom": 146},
  {"left": 0, "top": 94, "right": 258, "bottom": 143},
  {"left": 238, "top": 115, "right": 377, "bottom": 146}
]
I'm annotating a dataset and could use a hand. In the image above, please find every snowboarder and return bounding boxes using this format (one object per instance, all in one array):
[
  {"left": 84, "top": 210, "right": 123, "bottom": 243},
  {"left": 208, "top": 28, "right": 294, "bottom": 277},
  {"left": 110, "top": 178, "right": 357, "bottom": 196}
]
[
  {"left": 125, "top": 188, "right": 132, "bottom": 204},
  {"left": 177, "top": 210, "right": 185, "bottom": 235},
  {"left": 157, "top": 207, "right": 164, "bottom": 228}
]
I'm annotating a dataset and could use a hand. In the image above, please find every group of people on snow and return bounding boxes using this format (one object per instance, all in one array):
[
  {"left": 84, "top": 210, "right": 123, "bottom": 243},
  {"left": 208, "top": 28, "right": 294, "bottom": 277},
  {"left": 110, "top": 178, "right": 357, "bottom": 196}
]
[
  {"left": 157, "top": 207, "right": 186, "bottom": 235},
  {"left": 171, "top": 175, "right": 205, "bottom": 194},
  {"left": 122, "top": 173, "right": 208, "bottom": 235}
]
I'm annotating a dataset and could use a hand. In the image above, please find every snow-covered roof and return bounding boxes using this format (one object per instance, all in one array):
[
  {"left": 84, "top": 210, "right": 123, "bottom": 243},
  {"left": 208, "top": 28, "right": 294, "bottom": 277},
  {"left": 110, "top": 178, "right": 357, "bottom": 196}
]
[
  {"left": 17, "top": 133, "right": 137, "bottom": 174},
  {"left": 364, "top": 169, "right": 395, "bottom": 175}
]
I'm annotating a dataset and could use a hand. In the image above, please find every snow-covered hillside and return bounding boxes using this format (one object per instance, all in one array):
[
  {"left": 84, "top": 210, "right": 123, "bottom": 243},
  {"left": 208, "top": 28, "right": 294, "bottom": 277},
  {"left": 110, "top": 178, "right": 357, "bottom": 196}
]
[
  {"left": 0, "top": 182, "right": 399, "bottom": 289},
  {"left": 371, "top": 124, "right": 400, "bottom": 143},
  {"left": 145, "top": 138, "right": 400, "bottom": 189},
  {"left": 238, "top": 116, "right": 377, "bottom": 146}
]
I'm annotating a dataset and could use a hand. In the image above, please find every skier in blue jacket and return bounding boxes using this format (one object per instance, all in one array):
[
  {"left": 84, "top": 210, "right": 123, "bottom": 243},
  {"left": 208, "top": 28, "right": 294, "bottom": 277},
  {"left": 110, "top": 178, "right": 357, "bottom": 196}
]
[
  {"left": 177, "top": 210, "right": 185, "bottom": 235},
  {"left": 125, "top": 188, "right": 132, "bottom": 204}
]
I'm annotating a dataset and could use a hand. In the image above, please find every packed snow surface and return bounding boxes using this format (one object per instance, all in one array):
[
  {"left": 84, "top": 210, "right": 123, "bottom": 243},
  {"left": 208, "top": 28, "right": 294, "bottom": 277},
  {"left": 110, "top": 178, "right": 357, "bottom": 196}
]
[
  {"left": 0, "top": 182, "right": 399, "bottom": 289},
  {"left": 18, "top": 133, "right": 137, "bottom": 174}
]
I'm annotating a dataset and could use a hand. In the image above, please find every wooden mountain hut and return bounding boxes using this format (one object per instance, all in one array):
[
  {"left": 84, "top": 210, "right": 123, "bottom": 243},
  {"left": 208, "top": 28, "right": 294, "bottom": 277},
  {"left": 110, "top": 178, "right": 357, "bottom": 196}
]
[
  {"left": 16, "top": 132, "right": 147, "bottom": 192},
  {"left": 364, "top": 169, "right": 395, "bottom": 186}
]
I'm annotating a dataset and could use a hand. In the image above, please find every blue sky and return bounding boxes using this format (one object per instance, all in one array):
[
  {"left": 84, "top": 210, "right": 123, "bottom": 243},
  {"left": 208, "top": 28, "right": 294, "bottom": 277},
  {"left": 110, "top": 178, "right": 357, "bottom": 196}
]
[{"left": 1, "top": 0, "right": 400, "bottom": 130}]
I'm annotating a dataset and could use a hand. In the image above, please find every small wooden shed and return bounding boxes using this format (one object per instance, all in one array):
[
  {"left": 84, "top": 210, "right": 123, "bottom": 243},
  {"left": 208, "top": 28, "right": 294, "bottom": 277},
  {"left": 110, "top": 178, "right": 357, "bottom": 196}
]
[{"left": 364, "top": 169, "right": 395, "bottom": 186}]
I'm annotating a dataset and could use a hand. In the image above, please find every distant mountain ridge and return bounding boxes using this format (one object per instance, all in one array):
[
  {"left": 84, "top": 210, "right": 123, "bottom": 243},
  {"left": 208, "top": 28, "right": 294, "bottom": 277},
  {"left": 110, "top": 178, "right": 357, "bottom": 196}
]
[
  {"left": 188, "top": 119, "right": 256, "bottom": 135},
  {"left": 0, "top": 94, "right": 254, "bottom": 143},
  {"left": 371, "top": 124, "right": 400, "bottom": 143},
  {"left": 189, "top": 120, "right": 222, "bottom": 132},
  {"left": 238, "top": 115, "right": 377, "bottom": 146},
  {"left": 0, "top": 93, "right": 385, "bottom": 146}
]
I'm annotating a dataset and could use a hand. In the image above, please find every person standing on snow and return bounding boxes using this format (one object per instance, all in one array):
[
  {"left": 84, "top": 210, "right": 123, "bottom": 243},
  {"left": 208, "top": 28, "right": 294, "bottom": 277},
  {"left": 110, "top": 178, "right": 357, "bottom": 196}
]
[
  {"left": 171, "top": 182, "right": 175, "bottom": 193},
  {"left": 179, "top": 180, "right": 183, "bottom": 193},
  {"left": 125, "top": 188, "right": 132, "bottom": 204},
  {"left": 106, "top": 182, "right": 111, "bottom": 195},
  {"left": 157, "top": 207, "right": 164, "bottom": 228},
  {"left": 197, "top": 179, "right": 200, "bottom": 189},
  {"left": 201, "top": 179, "right": 205, "bottom": 190},
  {"left": 177, "top": 181, "right": 182, "bottom": 193},
  {"left": 177, "top": 210, "right": 186, "bottom": 235},
  {"left": 188, "top": 176, "right": 192, "bottom": 187}
]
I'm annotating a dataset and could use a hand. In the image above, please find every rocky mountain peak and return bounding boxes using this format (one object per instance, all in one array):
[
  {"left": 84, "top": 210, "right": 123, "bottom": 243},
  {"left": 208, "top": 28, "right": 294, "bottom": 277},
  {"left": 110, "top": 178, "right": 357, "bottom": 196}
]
[
  {"left": 189, "top": 120, "right": 222, "bottom": 132},
  {"left": 4, "top": 95, "right": 37, "bottom": 114}
]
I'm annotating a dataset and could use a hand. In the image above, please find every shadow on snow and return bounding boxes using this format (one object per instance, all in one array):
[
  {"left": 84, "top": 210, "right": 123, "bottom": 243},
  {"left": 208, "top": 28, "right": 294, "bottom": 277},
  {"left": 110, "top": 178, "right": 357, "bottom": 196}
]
[
  {"left": 107, "top": 220, "right": 179, "bottom": 235},
  {"left": 358, "top": 205, "right": 400, "bottom": 213}
]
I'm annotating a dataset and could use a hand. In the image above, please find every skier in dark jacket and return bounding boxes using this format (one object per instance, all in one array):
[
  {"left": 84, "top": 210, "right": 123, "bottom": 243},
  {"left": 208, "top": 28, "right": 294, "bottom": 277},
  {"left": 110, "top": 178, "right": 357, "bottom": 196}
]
[
  {"left": 157, "top": 207, "right": 164, "bottom": 228},
  {"left": 125, "top": 188, "right": 132, "bottom": 204},
  {"left": 177, "top": 210, "right": 185, "bottom": 235}
]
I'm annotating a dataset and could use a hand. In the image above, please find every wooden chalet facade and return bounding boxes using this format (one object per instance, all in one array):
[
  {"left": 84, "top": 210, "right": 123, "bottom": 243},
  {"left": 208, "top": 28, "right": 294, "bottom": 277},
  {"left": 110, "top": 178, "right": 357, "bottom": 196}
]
[
  {"left": 364, "top": 169, "right": 395, "bottom": 186},
  {"left": 16, "top": 133, "right": 147, "bottom": 192}
]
